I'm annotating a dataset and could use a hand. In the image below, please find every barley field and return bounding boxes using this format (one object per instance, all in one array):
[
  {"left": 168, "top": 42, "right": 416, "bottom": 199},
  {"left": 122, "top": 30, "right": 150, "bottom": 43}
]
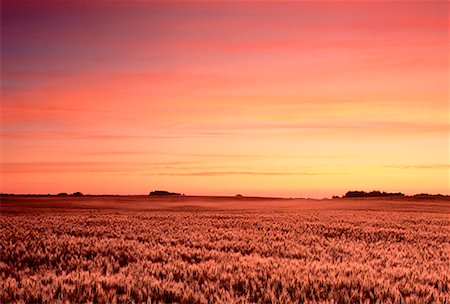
[{"left": 1, "top": 195, "right": 449, "bottom": 303}]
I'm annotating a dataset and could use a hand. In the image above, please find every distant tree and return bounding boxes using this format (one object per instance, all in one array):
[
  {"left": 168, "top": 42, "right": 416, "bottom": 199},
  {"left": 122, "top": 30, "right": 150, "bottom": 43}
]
[
  {"left": 343, "top": 191, "right": 405, "bottom": 198},
  {"left": 72, "top": 192, "right": 84, "bottom": 196},
  {"left": 344, "top": 191, "right": 366, "bottom": 198},
  {"left": 235, "top": 194, "right": 243, "bottom": 198},
  {"left": 413, "top": 193, "right": 446, "bottom": 198},
  {"left": 57, "top": 193, "right": 68, "bottom": 196},
  {"left": 149, "top": 190, "right": 181, "bottom": 196}
]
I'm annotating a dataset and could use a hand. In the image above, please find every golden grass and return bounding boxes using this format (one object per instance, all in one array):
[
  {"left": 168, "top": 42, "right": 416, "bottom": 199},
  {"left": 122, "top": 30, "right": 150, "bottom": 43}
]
[{"left": 1, "top": 196, "right": 449, "bottom": 303}]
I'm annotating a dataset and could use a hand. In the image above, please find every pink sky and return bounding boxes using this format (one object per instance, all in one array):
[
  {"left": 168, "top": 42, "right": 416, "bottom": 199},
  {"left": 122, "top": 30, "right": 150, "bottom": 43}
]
[{"left": 1, "top": 1, "right": 448, "bottom": 197}]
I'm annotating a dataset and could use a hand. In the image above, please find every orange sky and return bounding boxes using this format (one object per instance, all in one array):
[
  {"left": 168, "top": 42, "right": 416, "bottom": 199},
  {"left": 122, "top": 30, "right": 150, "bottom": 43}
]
[{"left": 1, "top": 1, "right": 449, "bottom": 198}]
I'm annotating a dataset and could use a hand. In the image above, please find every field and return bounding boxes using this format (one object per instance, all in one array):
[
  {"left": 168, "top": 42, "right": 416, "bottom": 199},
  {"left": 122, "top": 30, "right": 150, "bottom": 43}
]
[{"left": 1, "top": 195, "right": 449, "bottom": 303}]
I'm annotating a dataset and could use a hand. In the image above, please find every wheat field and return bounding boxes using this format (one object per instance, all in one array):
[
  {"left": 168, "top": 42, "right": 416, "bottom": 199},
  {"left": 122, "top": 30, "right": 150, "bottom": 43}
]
[{"left": 1, "top": 195, "right": 449, "bottom": 303}]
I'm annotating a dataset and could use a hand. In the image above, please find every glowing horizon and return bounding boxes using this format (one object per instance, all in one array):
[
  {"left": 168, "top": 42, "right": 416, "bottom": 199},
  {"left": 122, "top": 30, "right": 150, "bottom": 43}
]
[{"left": 1, "top": 1, "right": 449, "bottom": 198}]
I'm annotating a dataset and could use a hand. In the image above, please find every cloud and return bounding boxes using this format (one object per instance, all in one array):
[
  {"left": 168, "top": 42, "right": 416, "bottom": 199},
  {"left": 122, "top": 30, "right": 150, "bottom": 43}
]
[
  {"left": 151, "top": 171, "right": 315, "bottom": 176},
  {"left": 1, "top": 161, "right": 343, "bottom": 177},
  {"left": 383, "top": 164, "right": 450, "bottom": 170},
  {"left": 180, "top": 120, "right": 450, "bottom": 134},
  {"left": 0, "top": 161, "right": 194, "bottom": 174},
  {"left": 0, "top": 132, "right": 189, "bottom": 140}
]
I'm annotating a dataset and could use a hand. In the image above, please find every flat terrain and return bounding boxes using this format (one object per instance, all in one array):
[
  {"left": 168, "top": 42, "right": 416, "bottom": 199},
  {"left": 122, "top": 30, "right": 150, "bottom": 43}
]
[{"left": 1, "top": 195, "right": 449, "bottom": 303}]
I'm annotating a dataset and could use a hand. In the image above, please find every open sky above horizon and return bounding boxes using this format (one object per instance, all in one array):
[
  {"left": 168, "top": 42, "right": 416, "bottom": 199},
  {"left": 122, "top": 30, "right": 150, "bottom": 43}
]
[{"left": 1, "top": 1, "right": 449, "bottom": 198}]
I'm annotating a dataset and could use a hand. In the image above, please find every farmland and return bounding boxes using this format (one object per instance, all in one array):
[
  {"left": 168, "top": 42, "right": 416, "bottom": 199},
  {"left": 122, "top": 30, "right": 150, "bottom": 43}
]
[{"left": 1, "top": 195, "right": 449, "bottom": 303}]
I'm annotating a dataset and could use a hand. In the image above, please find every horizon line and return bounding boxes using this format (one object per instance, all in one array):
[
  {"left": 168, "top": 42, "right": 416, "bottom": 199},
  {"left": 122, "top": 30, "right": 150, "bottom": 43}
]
[{"left": 1, "top": 191, "right": 449, "bottom": 200}]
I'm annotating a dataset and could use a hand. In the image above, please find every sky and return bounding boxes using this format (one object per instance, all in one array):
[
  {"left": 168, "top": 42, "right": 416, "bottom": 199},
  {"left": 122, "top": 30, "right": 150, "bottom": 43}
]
[{"left": 1, "top": 1, "right": 449, "bottom": 198}]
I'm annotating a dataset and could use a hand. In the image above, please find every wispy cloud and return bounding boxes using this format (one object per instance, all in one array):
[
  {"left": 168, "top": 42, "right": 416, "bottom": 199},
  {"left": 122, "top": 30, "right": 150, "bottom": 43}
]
[
  {"left": 383, "top": 164, "right": 450, "bottom": 170},
  {"left": 106, "top": 171, "right": 344, "bottom": 177},
  {"left": 180, "top": 120, "right": 449, "bottom": 134},
  {"left": 0, "top": 132, "right": 190, "bottom": 140},
  {"left": 151, "top": 171, "right": 318, "bottom": 176}
]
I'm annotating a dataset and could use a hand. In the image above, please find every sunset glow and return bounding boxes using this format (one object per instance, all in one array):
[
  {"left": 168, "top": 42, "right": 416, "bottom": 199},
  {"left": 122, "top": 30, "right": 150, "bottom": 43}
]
[{"left": 1, "top": 1, "right": 449, "bottom": 197}]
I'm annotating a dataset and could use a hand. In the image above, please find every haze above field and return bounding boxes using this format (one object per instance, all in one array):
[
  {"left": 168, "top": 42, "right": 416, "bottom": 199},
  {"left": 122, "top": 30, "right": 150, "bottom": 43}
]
[
  {"left": 2, "top": 195, "right": 449, "bottom": 214},
  {"left": 1, "top": 1, "right": 449, "bottom": 198}
]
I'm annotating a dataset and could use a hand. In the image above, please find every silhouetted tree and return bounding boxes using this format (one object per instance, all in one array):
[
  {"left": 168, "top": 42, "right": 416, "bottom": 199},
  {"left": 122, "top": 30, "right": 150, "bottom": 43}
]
[
  {"left": 343, "top": 191, "right": 405, "bottom": 198},
  {"left": 149, "top": 190, "right": 181, "bottom": 196},
  {"left": 413, "top": 193, "right": 446, "bottom": 198}
]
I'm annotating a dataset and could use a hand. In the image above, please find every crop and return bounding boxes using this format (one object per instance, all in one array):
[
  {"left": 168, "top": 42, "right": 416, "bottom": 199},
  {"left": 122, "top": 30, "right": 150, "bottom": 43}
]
[{"left": 1, "top": 196, "right": 449, "bottom": 303}]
